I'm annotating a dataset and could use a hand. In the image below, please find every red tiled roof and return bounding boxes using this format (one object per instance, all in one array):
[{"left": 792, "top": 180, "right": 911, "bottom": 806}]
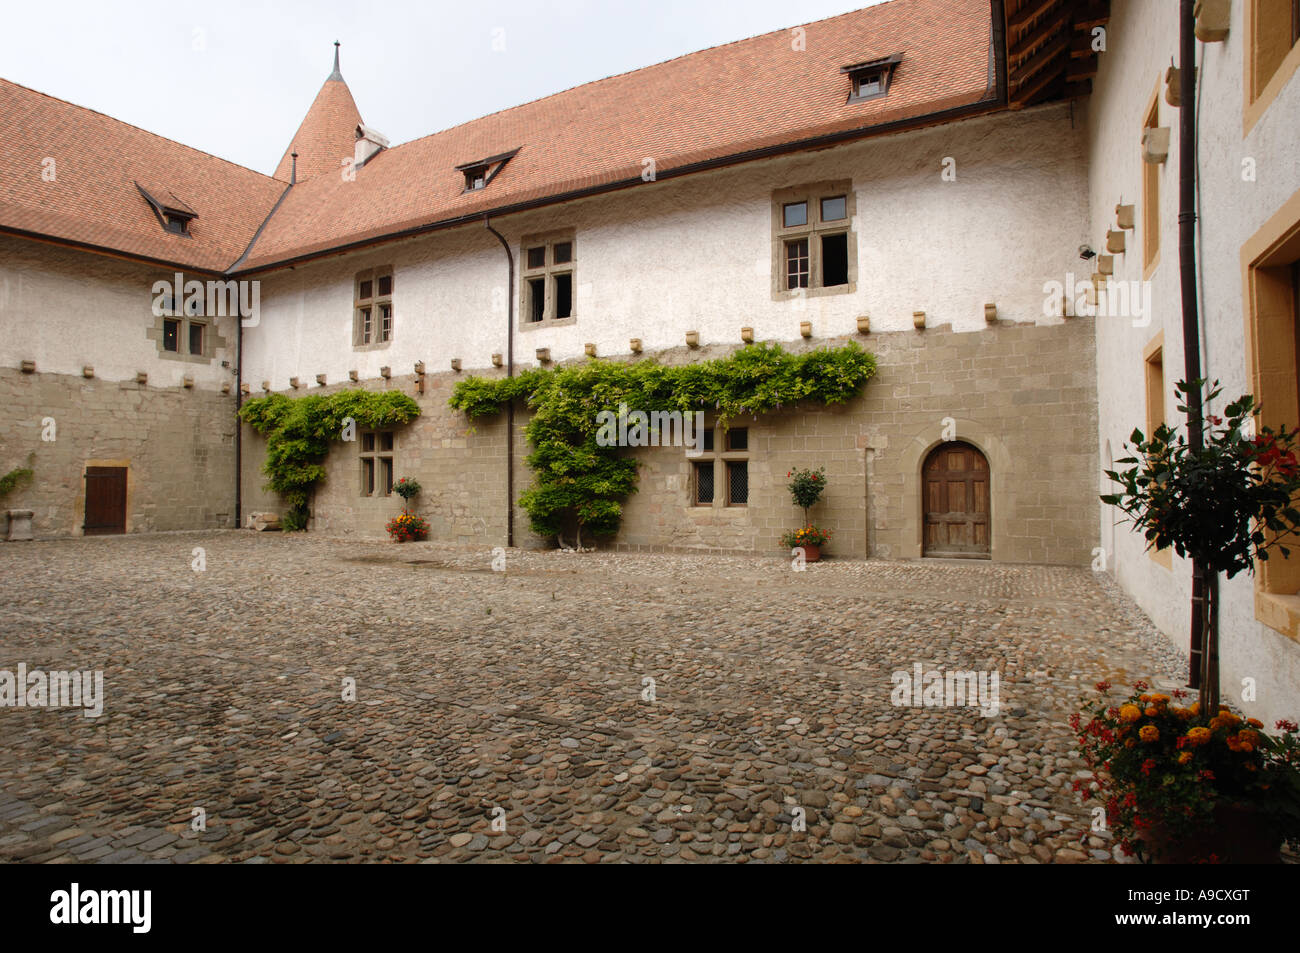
[
  {"left": 0, "top": 0, "right": 996, "bottom": 276},
  {"left": 0, "top": 78, "right": 285, "bottom": 272},
  {"left": 272, "top": 74, "right": 364, "bottom": 183},
  {"left": 239, "top": 0, "right": 995, "bottom": 272}
]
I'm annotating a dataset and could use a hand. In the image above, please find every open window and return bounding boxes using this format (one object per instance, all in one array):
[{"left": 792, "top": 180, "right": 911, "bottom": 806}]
[
  {"left": 772, "top": 183, "right": 855, "bottom": 300},
  {"left": 519, "top": 232, "right": 577, "bottom": 325}
]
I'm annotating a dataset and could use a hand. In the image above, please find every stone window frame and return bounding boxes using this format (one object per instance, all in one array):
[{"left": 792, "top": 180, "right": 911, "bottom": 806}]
[
  {"left": 1241, "top": 184, "right": 1300, "bottom": 642},
  {"left": 519, "top": 229, "right": 577, "bottom": 330},
  {"left": 1143, "top": 332, "right": 1172, "bottom": 569},
  {"left": 690, "top": 421, "right": 750, "bottom": 508},
  {"left": 1244, "top": 0, "right": 1300, "bottom": 134},
  {"left": 353, "top": 267, "right": 394, "bottom": 351},
  {"left": 147, "top": 293, "right": 224, "bottom": 365},
  {"left": 359, "top": 430, "right": 395, "bottom": 498},
  {"left": 1141, "top": 84, "right": 1162, "bottom": 278},
  {"left": 770, "top": 181, "right": 857, "bottom": 301}
]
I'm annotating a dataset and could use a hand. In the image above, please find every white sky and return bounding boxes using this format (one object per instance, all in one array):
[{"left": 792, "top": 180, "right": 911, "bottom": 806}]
[{"left": 0, "top": 0, "right": 885, "bottom": 176}]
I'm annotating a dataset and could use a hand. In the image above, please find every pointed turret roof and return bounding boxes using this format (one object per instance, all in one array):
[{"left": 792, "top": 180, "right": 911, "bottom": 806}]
[{"left": 273, "top": 42, "right": 363, "bottom": 183}]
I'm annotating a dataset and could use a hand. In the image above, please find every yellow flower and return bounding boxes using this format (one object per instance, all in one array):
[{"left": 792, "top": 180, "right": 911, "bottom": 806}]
[
  {"left": 1139, "top": 725, "right": 1159, "bottom": 743},
  {"left": 1119, "top": 704, "right": 1142, "bottom": 724},
  {"left": 1187, "top": 726, "right": 1211, "bottom": 746},
  {"left": 1177, "top": 750, "right": 1193, "bottom": 764}
]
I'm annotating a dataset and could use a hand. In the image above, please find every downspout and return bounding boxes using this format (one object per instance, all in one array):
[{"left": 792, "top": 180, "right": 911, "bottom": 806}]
[
  {"left": 484, "top": 217, "right": 515, "bottom": 548},
  {"left": 235, "top": 313, "right": 243, "bottom": 529},
  {"left": 1177, "top": 0, "right": 1214, "bottom": 707}
]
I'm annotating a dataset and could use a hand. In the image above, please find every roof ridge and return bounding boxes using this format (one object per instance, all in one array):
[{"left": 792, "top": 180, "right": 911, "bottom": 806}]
[
  {"left": 0, "top": 76, "right": 283, "bottom": 184},
  {"left": 387, "top": 0, "right": 906, "bottom": 152}
]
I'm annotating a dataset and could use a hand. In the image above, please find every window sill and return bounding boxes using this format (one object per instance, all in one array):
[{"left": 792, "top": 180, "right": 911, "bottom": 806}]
[
  {"left": 1255, "top": 590, "right": 1300, "bottom": 645},
  {"left": 353, "top": 340, "right": 392, "bottom": 352},
  {"left": 773, "top": 283, "right": 855, "bottom": 303},
  {"left": 157, "top": 350, "right": 213, "bottom": 365},
  {"left": 519, "top": 317, "right": 577, "bottom": 332}
]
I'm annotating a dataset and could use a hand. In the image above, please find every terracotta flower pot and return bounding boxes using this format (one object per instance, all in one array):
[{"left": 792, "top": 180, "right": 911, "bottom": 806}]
[
  {"left": 801, "top": 544, "right": 821, "bottom": 563},
  {"left": 1145, "top": 802, "right": 1282, "bottom": 864}
]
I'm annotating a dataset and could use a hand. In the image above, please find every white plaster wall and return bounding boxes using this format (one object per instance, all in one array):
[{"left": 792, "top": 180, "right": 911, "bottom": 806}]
[
  {"left": 242, "top": 103, "right": 1092, "bottom": 388},
  {"left": 1089, "top": 0, "right": 1300, "bottom": 724},
  {"left": 0, "top": 236, "right": 238, "bottom": 391}
]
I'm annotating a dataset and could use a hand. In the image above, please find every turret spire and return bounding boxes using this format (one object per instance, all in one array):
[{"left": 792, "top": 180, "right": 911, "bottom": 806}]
[{"left": 328, "top": 41, "right": 342, "bottom": 81}]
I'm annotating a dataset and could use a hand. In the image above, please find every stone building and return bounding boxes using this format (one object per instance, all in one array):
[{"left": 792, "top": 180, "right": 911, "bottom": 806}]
[{"left": 1, "top": 0, "right": 1298, "bottom": 723}]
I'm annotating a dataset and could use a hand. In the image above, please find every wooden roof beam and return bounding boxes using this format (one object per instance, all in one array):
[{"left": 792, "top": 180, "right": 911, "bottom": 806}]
[
  {"left": 1010, "top": 34, "right": 1070, "bottom": 87},
  {"left": 1009, "top": 8, "right": 1070, "bottom": 63},
  {"left": 1011, "top": 58, "right": 1066, "bottom": 105},
  {"left": 1008, "top": 0, "right": 1061, "bottom": 32}
]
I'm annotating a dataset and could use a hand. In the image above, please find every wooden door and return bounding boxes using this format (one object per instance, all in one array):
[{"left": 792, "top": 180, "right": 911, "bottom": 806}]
[
  {"left": 84, "top": 466, "right": 127, "bottom": 535},
  {"left": 923, "top": 442, "right": 989, "bottom": 558}
]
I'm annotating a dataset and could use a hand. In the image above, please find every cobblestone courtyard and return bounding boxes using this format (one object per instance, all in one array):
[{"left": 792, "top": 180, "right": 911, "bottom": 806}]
[{"left": 0, "top": 532, "right": 1185, "bottom": 864}]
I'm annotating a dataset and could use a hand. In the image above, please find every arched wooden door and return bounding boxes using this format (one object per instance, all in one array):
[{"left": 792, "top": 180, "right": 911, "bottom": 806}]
[{"left": 922, "top": 442, "right": 990, "bottom": 558}]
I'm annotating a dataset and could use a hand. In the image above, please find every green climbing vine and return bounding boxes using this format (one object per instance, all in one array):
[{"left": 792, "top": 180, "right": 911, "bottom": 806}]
[
  {"left": 239, "top": 389, "right": 421, "bottom": 529},
  {"left": 0, "top": 464, "right": 34, "bottom": 500},
  {"left": 450, "top": 342, "right": 877, "bottom": 544}
]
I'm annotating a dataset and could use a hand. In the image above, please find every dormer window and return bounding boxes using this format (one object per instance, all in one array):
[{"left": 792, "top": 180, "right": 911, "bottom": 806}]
[
  {"left": 135, "top": 181, "right": 197, "bottom": 235},
  {"left": 454, "top": 148, "right": 520, "bottom": 194},
  {"left": 842, "top": 53, "right": 903, "bottom": 103}
]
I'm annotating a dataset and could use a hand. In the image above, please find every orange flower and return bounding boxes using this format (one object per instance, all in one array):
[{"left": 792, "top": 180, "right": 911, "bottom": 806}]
[
  {"left": 1145, "top": 707, "right": 1159, "bottom": 717},
  {"left": 1186, "top": 726, "right": 1211, "bottom": 746},
  {"left": 1119, "top": 704, "right": 1142, "bottom": 724},
  {"left": 1247, "top": 718, "right": 1264, "bottom": 728},
  {"left": 1139, "top": 725, "right": 1159, "bottom": 743},
  {"left": 1177, "top": 750, "right": 1193, "bottom": 764}
]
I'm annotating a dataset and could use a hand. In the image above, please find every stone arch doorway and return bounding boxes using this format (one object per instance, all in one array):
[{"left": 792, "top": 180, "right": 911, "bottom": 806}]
[{"left": 922, "top": 441, "right": 990, "bottom": 558}]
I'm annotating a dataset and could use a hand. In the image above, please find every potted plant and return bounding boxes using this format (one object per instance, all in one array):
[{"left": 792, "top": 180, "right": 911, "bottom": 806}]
[
  {"left": 780, "top": 525, "right": 832, "bottom": 562},
  {"left": 1103, "top": 382, "right": 1300, "bottom": 713},
  {"left": 1072, "top": 680, "right": 1300, "bottom": 863},
  {"left": 386, "top": 512, "right": 429, "bottom": 543},
  {"left": 393, "top": 476, "right": 421, "bottom": 512},
  {"left": 782, "top": 467, "right": 829, "bottom": 557}
]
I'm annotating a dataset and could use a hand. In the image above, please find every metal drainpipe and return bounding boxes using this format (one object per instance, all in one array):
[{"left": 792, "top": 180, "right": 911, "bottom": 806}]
[
  {"left": 484, "top": 217, "right": 515, "bottom": 548},
  {"left": 235, "top": 314, "right": 242, "bottom": 529}
]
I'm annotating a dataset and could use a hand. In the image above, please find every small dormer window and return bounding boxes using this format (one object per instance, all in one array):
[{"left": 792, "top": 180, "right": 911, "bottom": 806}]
[
  {"left": 135, "top": 181, "right": 197, "bottom": 236},
  {"left": 842, "top": 54, "right": 903, "bottom": 103},
  {"left": 454, "top": 148, "right": 520, "bottom": 194}
]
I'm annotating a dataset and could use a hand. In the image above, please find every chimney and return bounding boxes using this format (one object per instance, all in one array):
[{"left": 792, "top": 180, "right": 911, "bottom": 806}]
[{"left": 354, "top": 124, "right": 390, "bottom": 170}]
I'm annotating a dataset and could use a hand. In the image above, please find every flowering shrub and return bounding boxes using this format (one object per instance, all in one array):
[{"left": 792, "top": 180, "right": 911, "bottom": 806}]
[
  {"left": 780, "top": 525, "right": 832, "bottom": 549},
  {"left": 1072, "top": 680, "right": 1300, "bottom": 860},
  {"left": 393, "top": 476, "right": 421, "bottom": 502},
  {"left": 386, "top": 513, "right": 429, "bottom": 543},
  {"left": 786, "top": 467, "right": 826, "bottom": 523},
  {"left": 1102, "top": 382, "right": 1300, "bottom": 577}
]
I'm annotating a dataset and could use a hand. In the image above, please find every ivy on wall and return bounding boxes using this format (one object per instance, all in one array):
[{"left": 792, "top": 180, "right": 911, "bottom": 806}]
[
  {"left": 450, "top": 342, "right": 878, "bottom": 546},
  {"left": 239, "top": 390, "right": 421, "bottom": 528},
  {"left": 0, "top": 464, "right": 34, "bottom": 500}
]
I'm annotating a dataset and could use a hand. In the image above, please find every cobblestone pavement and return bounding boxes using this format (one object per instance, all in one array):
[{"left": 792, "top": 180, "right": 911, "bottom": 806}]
[{"left": 0, "top": 531, "right": 1188, "bottom": 864}]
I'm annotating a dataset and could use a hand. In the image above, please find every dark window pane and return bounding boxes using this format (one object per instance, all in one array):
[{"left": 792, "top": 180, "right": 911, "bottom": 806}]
[
  {"left": 362, "top": 458, "right": 374, "bottom": 495},
  {"left": 855, "top": 73, "right": 882, "bottom": 98},
  {"left": 362, "top": 432, "right": 375, "bottom": 452},
  {"left": 786, "top": 239, "right": 809, "bottom": 289},
  {"left": 783, "top": 202, "right": 808, "bottom": 228},
  {"left": 188, "top": 322, "right": 204, "bottom": 355},
  {"left": 727, "top": 428, "right": 748, "bottom": 451},
  {"left": 822, "top": 233, "right": 849, "bottom": 287},
  {"left": 380, "top": 432, "right": 394, "bottom": 452},
  {"left": 553, "top": 242, "right": 573, "bottom": 264},
  {"left": 695, "top": 462, "right": 714, "bottom": 505},
  {"left": 381, "top": 458, "right": 394, "bottom": 495},
  {"left": 554, "top": 273, "right": 573, "bottom": 319},
  {"left": 703, "top": 429, "right": 714, "bottom": 452},
  {"left": 527, "top": 247, "right": 546, "bottom": 269},
  {"left": 377, "top": 275, "right": 392, "bottom": 296},
  {"left": 821, "top": 196, "right": 847, "bottom": 222},
  {"left": 727, "top": 461, "right": 748, "bottom": 505},
  {"left": 359, "top": 279, "right": 373, "bottom": 300},
  {"left": 528, "top": 277, "right": 546, "bottom": 322},
  {"left": 163, "top": 319, "right": 179, "bottom": 352}
]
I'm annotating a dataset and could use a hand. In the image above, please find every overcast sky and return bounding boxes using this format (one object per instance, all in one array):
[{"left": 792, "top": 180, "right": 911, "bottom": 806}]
[{"left": 1, "top": 0, "right": 884, "bottom": 176}]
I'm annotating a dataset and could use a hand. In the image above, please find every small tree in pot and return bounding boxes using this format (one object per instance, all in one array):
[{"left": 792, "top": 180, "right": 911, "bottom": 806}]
[{"left": 782, "top": 467, "right": 828, "bottom": 560}]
